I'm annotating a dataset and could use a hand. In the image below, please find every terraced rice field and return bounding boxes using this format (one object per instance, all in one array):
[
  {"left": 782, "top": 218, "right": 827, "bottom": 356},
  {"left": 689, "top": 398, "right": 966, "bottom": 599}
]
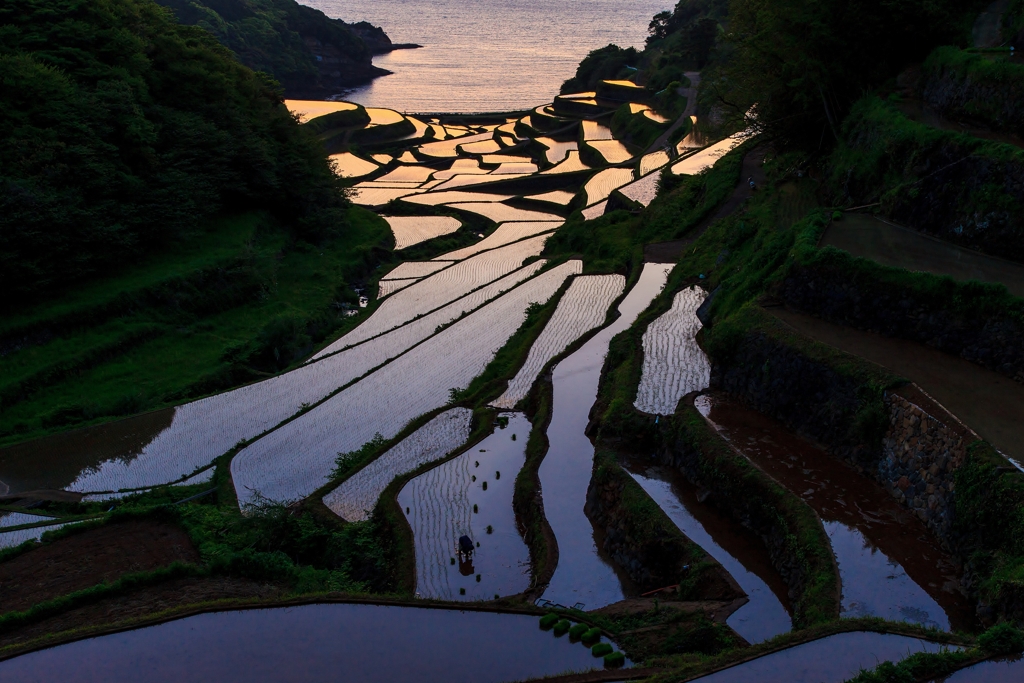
[
  {"left": 399, "top": 413, "right": 532, "bottom": 600},
  {"left": 435, "top": 221, "right": 562, "bottom": 261},
  {"left": 634, "top": 287, "right": 710, "bottom": 414},
  {"left": 541, "top": 150, "right": 590, "bottom": 174},
  {"left": 350, "top": 186, "right": 424, "bottom": 206},
  {"left": 586, "top": 139, "right": 634, "bottom": 164},
  {"left": 583, "top": 168, "right": 635, "bottom": 206},
  {"left": 330, "top": 152, "right": 378, "bottom": 178},
  {"left": 459, "top": 140, "right": 502, "bottom": 155},
  {"left": 384, "top": 216, "right": 463, "bottom": 250},
  {"left": 582, "top": 201, "right": 607, "bottom": 219},
  {"left": 0, "top": 521, "right": 74, "bottom": 549},
  {"left": 676, "top": 117, "right": 706, "bottom": 152},
  {"left": 628, "top": 103, "right": 649, "bottom": 114},
  {"left": 230, "top": 261, "right": 581, "bottom": 506},
  {"left": 671, "top": 132, "right": 748, "bottom": 175},
  {"left": 481, "top": 154, "right": 529, "bottom": 165},
  {"left": 284, "top": 100, "right": 357, "bottom": 122},
  {"left": 419, "top": 132, "right": 493, "bottom": 158},
  {"left": 378, "top": 279, "right": 419, "bottom": 298},
  {"left": 619, "top": 171, "right": 661, "bottom": 207},
  {"left": 371, "top": 154, "right": 393, "bottom": 164},
  {"left": 382, "top": 261, "right": 453, "bottom": 280},
  {"left": 643, "top": 110, "right": 670, "bottom": 123},
  {"left": 491, "top": 275, "right": 625, "bottom": 409},
  {"left": 403, "top": 191, "right": 512, "bottom": 206},
  {"left": 398, "top": 116, "right": 430, "bottom": 141},
  {"left": 582, "top": 121, "right": 615, "bottom": 141},
  {"left": 315, "top": 236, "right": 554, "bottom": 354},
  {"left": 322, "top": 408, "right": 473, "bottom": 521},
  {"left": 397, "top": 151, "right": 418, "bottom": 163},
  {"left": 366, "top": 108, "right": 406, "bottom": 126},
  {"left": 0, "top": 512, "right": 56, "bottom": 528},
  {"left": 434, "top": 174, "right": 531, "bottom": 191},
  {"left": 639, "top": 150, "right": 670, "bottom": 176},
  {"left": 377, "top": 166, "right": 436, "bottom": 183},
  {"left": 536, "top": 138, "right": 577, "bottom": 164},
  {"left": 491, "top": 162, "right": 538, "bottom": 174},
  {"left": 526, "top": 190, "right": 575, "bottom": 206},
  {"left": 445, "top": 203, "right": 563, "bottom": 224}
]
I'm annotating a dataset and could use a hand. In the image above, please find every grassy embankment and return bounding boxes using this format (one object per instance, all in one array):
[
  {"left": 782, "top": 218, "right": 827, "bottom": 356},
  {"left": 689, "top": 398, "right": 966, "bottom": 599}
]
[{"left": 0, "top": 208, "right": 391, "bottom": 447}]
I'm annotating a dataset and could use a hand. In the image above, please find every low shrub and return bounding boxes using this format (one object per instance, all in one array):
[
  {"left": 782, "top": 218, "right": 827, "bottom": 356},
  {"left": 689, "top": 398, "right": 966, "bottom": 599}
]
[{"left": 978, "top": 622, "right": 1024, "bottom": 655}]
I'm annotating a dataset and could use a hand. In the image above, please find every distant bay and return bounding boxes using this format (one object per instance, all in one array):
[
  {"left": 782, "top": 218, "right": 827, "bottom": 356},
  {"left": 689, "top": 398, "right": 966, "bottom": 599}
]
[{"left": 301, "top": 0, "right": 671, "bottom": 113}]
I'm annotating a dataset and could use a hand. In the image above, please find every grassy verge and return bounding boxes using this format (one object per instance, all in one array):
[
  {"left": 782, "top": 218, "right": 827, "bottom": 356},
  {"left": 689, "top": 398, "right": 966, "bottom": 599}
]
[
  {"left": 922, "top": 45, "right": 1024, "bottom": 134},
  {"left": 0, "top": 207, "right": 392, "bottom": 446}
]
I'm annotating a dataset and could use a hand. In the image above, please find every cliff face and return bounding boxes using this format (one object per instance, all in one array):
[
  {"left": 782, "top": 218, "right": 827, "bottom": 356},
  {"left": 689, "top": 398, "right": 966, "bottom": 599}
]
[{"left": 156, "top": 0, "right": 394, "bottom": 97}]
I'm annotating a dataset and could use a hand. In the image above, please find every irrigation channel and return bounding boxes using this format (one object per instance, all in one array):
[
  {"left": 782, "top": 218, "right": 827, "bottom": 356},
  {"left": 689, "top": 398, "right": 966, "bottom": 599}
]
[
  {"left": 539, "top": 263, "right": 673, "bottom": 610},
  {"left": 696, "top": 394, "right": 976, "bottom": 631},
  {"left": 0, "top": 604, "right": 627, "bottom": 682},
  {"left": 624, "top": 462, "right": 792, "bottom": 644},
  {"left": 399, "top": 413, "right": 531, "bottom": 600},
  {"left": 686, "top": 631, "right": 956, "bottom": 683}
]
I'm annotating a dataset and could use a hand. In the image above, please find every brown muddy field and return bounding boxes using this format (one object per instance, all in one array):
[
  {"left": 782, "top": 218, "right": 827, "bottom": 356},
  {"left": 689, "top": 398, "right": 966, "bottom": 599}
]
[{"left": 0, "top": 520, "right": 198, "bottom": 613}]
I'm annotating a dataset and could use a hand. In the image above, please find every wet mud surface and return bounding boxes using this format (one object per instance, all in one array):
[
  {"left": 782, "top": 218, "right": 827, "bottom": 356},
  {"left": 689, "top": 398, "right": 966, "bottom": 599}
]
[
  {"left": 822, "top": 214, "right": 1024, "bottom": 298},
  {"left": 697, "top": 394, "right": 975, "bottom": 631},
  {"left": 771, "top": 307, "right": 1024, "bottom": 465},
  {"left": 0, "top": 520, "right": 199, "bottom": 614}
]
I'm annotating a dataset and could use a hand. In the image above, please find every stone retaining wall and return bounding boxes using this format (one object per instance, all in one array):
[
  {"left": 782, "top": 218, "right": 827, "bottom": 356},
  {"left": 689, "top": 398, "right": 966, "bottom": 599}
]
[{"left": 879, "top": 393, "right": 967, "bottom": 547}]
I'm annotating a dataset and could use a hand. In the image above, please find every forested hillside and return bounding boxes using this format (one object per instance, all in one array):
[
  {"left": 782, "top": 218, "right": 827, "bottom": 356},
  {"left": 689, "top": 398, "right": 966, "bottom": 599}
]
[
  {"left": 0, "top": 0, "right": 348, "bottom": 298},
  {"left": 156, "top": 0, "right": 397, "bottom": 97}
]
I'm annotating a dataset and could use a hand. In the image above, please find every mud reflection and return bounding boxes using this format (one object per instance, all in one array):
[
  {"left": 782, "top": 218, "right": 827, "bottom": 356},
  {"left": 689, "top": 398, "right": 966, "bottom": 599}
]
[
  {"left": 0, "top": 409, "right": 173, "bottom": 495},
  {"left": 696, "top": 394, "right": 975, "bottom": 631}
]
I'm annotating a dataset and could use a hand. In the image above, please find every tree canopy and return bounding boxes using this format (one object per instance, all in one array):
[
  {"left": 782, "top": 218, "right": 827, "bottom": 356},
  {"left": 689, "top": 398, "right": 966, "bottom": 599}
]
[{"left": 0, "top": 0, "right": 346, "bottom": 298}]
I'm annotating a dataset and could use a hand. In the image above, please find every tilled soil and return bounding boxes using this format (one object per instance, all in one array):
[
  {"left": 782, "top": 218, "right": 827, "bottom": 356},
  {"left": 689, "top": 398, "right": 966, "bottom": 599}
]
[{"left": 0, "top": 519, "right": 199, "bottom": 613}]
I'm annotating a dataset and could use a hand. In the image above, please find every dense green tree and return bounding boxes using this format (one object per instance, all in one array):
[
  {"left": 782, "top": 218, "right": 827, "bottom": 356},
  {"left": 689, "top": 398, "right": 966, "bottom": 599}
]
[{"left": 0, "top": 0, "right": 347, "bottom": 298}]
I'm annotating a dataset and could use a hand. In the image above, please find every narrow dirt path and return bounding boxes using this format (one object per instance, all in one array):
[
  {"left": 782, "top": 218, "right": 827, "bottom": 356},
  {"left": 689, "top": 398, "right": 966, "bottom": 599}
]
[
  {"left": 644, "top": 146, "right": 766, "bottom": 263},
  {"left": 973, "top": 0, "right": 1010, "bottom": 48},
  {"left": 769, "top": 306, "right": 1024, "bottom": 466},
  {"left": 646, "top": 71, "right": 701, "bottom": 155}
]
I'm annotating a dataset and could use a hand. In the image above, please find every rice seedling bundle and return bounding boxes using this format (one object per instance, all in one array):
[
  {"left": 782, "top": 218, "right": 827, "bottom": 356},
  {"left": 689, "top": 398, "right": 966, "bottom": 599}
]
[
  {"left": 586, "top": 140, "right": 634, "bottom": 164},
  {"left": 634, "top": 286, "right": 711, "bottom": 415},
  {"left": 381, "top": 261, "right": 454, "bottom": 280},
  {"left": 583, "top": 168, "right": 635, "bottom": 206},
  {"left": 671, "top": 132, "right": 749, "bottom": 175},
  {"left": 322, "top": 408, "right": 474, "bottom": 522},
  {"left": 445, "top": 203, "right": 563, "bottom": 224},
  {"left": 384, "top": 216, "right": 462, "bottom": 250},
  {"left": 231, "top": 261, "right": 581, "bottom": 506},
  {"left": 283, "top": 99, "right": 356, "bottom": 122},
  {"left": 435, "top": 221, "right": 563, "bottom": 261},
  {"left": 316, "top": 235, "right": 553, "bottom": 354},
  {"left": 492, "top": 275, "right": 625, "bottom": 409},
  {"left": 639, "top": 150, "right": 670, "bottom": 176},
  {"left": 329, "top": 152, "right": 378, "bottom": 179},
  {"left": 541, "top": 151, "right": 589, "bottom": 175}
]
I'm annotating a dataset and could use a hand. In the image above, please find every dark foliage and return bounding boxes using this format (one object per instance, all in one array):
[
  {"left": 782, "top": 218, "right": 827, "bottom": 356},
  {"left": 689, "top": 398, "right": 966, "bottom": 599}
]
[{"left": 0, "top": 0, "right": 348, "bottom": 299}]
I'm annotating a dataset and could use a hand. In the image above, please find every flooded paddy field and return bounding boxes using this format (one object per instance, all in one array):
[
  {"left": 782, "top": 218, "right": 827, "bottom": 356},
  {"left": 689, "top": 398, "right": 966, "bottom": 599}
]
[
  {"left": 688, "top": 631, "right": 955, "bottom": 683},
  {"left": 0, "top": 603, "right": 622, "bottom": 683},
  {"left": 540, "top": 263, "right": 673, "bottom": 609},
  {"left": 492, "top": 275, "right": 625, "bottom": 409},
  {"left": 932, "top": 657, "right": 1024, "bottom": 682},
  {"left": 625, "top": 463, "right": 792, "bottom": 644},
  {"left": 822, "top": 214, "right": 1024, "bottom": 298},
  {"left": 634, "top": 286, "right": 710, "bottom": 415},
  {"left": 400, "top": 413, "right": 532, "bottom": 600},
  {"left": 697, "top": 394, "right": 975, "bottom": 631}
]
